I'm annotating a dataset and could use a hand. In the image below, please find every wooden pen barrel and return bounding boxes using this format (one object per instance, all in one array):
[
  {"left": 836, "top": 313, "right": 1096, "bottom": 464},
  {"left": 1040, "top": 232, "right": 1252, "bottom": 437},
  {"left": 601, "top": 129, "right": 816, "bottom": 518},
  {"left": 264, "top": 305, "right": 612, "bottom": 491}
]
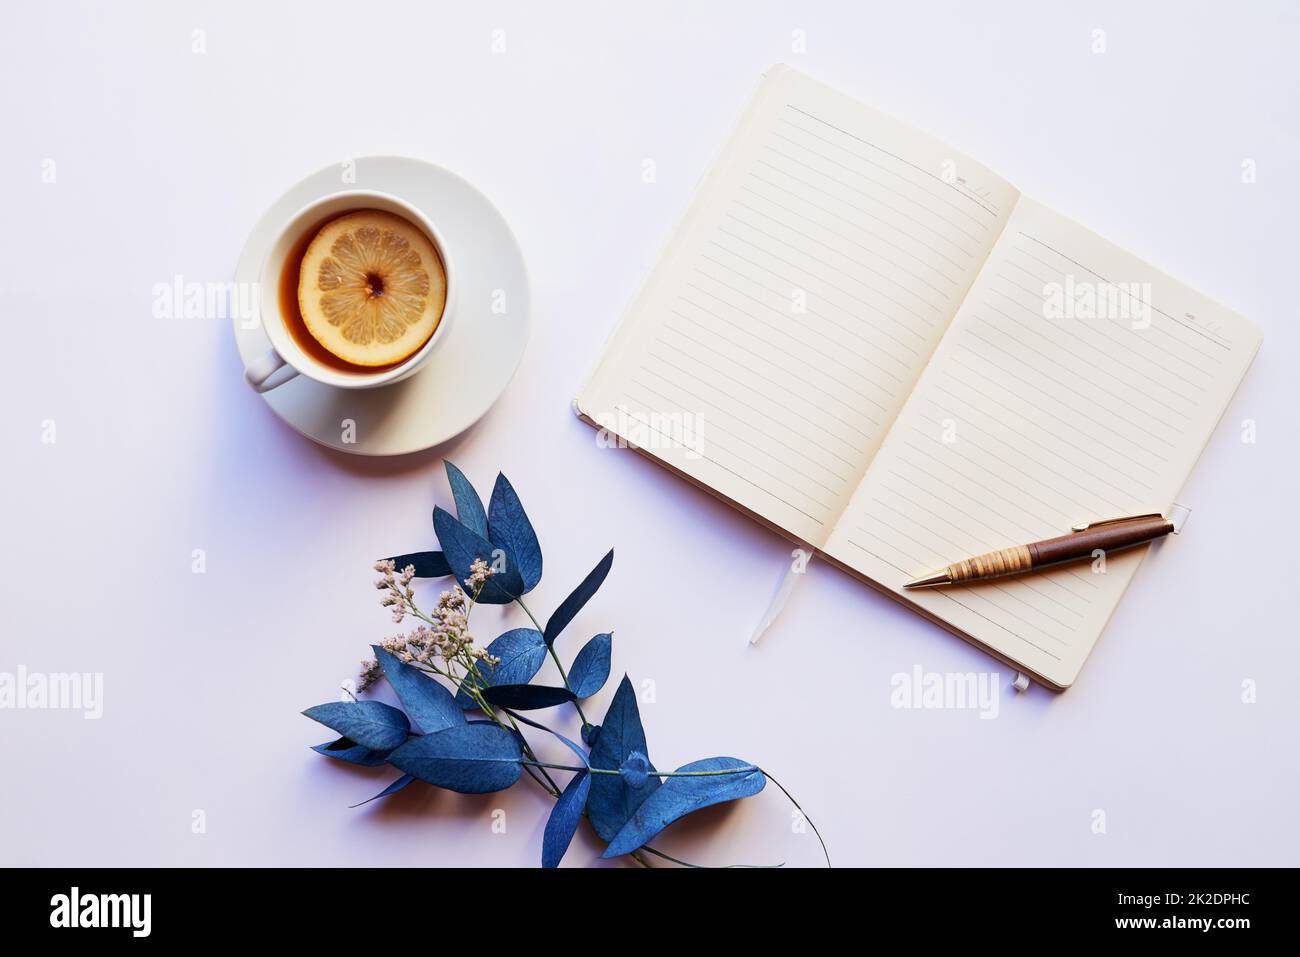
[
  {"left": 945, "top": 515, "right": 1175, "bottom": 584},
  {"left": 1031, "top": 515, "right": 1174, "bottom": 567},
  {"left": 945, "top": 544, "right": 1033, "bottom": 583}
]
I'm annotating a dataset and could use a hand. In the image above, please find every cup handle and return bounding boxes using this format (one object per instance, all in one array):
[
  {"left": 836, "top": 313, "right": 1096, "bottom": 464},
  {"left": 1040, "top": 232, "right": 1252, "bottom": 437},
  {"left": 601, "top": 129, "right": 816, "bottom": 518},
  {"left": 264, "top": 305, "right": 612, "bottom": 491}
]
[{"left": 244, "top": 348, "right": 300, "bottom": 393}]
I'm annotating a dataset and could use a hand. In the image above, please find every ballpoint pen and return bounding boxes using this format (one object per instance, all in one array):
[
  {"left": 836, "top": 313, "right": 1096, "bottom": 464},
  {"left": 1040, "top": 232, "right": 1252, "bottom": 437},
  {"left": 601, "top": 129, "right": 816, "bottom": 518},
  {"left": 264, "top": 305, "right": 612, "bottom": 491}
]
[{"left": 903, "top": 513, "right": 1177, "bottom": 588}]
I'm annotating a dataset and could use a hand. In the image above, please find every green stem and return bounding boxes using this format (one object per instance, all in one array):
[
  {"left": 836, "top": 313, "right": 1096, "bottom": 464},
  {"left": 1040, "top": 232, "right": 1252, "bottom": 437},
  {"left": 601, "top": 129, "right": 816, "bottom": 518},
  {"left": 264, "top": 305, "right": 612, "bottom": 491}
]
[
  {"left": 413, "top": 654, "right": 562, "bottom": 797},
  {"left": 514, "top": 596, "right": 545, "bottom": 631},
  {"left": 463, "top": 678, "right": 562, "bottom": 797},
  {"left": 514, "top": 597, "right": 590, "bottom": 728},
  {"left": 520, "top": 764, "right": 554, "bottom": 795},
  {"left": 763, "top": 768, "right": 831, "bottom": 868},
  {"left": 520, "top": 761, "right": 759, "bottom": 778},
  {"left": 502, "top": 713, "right": 560, "bottom": 795}
]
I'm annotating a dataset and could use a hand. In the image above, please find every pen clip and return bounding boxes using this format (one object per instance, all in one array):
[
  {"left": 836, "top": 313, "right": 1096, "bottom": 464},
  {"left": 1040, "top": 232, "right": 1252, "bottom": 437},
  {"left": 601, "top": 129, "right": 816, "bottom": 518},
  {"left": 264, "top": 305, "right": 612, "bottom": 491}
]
[{"left": 1070, "top": 512, "right": 1165, "bottom": 532}]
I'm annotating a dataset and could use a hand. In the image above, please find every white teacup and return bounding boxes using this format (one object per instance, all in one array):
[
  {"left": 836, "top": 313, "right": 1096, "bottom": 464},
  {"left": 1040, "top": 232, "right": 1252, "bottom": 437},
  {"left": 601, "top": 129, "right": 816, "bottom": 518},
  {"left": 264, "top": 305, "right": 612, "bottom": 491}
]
[{"left": 244, "top": 190, "right": 455, "bottom": 392}]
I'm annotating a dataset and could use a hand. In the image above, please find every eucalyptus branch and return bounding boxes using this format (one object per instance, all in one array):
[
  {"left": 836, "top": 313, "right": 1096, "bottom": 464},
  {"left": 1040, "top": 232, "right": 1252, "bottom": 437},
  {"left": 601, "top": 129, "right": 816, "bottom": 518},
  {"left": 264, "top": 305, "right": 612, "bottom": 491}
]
[
  {"left": 514, "top": 597, "right": 590, "bottom": 729},
  {"left": 396, "top": 587, "right": 563, "bottom": 799},
  {"left": 309, "top": 464, "right": 828, "bottom": 868}
]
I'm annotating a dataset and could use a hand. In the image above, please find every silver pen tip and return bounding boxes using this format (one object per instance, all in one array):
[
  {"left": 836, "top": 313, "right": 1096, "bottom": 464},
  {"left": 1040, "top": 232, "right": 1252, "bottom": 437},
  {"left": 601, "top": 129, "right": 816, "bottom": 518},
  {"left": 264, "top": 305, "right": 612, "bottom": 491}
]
[{"left": 904, "top": 570, "right": 952, "bottom": 589}]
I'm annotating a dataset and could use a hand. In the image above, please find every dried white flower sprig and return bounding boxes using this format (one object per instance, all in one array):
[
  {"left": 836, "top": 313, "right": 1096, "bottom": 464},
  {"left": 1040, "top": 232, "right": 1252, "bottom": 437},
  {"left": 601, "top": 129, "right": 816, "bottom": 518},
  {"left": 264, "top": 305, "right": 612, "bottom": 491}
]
[{"left": 360, "top": 558, "right": 501, "bottom": 694}]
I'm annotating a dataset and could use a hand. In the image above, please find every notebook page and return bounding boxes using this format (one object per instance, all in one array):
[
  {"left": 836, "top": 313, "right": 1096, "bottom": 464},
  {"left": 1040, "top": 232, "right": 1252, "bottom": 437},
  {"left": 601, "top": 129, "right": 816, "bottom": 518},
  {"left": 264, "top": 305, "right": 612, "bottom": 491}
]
[
  {"left": 824, "top": 196, "right": 1262, "bottom": 687},
  {"left": 577, "top": 65, "right": 1019, "bottom": 546}
]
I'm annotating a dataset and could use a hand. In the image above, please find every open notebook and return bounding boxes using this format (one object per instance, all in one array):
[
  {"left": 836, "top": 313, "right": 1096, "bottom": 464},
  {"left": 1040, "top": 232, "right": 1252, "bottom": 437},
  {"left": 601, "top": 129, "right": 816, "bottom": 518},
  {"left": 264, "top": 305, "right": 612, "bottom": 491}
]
[{"left": 575, "top": 64, "right": 1261, "bottom": 689}]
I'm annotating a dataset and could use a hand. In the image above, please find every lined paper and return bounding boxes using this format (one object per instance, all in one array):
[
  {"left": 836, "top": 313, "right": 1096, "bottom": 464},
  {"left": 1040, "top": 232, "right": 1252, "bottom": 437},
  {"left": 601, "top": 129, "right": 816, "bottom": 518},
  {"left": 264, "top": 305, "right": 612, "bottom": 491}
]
[
  {"left": 823, "top": 197, "right": 1262, "bottom": 687},
  {"left": 579, "top": 64, "right": 1260, "bottom": 687},
  {"left": 578, "top": 65, "right": 1019, "bottom": 544}
]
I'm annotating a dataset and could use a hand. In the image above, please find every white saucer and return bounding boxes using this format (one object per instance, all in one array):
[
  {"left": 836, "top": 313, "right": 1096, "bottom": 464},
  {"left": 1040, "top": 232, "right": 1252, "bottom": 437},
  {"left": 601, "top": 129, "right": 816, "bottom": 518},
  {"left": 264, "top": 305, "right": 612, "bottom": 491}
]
[{"left": 232, "top": 157, "right": 530, "bottom": 456}]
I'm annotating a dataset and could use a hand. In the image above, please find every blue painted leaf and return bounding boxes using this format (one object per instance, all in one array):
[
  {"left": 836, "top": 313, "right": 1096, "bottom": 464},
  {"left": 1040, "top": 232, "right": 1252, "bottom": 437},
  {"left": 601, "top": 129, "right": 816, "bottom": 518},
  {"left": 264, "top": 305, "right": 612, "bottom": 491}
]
[
  {"left": 544, "top": 549, "right": 613, "bottom": 646},
  {"left": 466, "top": 719, "right": 529, "bottom": 754},
  {"left": 302, "top": 701, "right": 410, "bottom": 751},
  {"left": 349, "top": 774, "right": 416, "bottom": 808},
  {"left": 373, "top": 646, "right": 464, "bottom": 733},
  {"left": 619, "top": 750, "right": 650, "bottom": 789},
  {"left": 568, "top": 633, "right": 612, "bottom": 698},
  {"left": 481, "top": 684, "right": 575, "bottom": 711},
  {"left": 542, "top": 771, "right": 591, "bottom": 868},
  {"left": 454, "top": 681, "right": 482, "bottom": 711},
  {"left": 602, "top": 758, "right": 766, "bottom": 858},
  {"left": 487, "top": 473, "right": 542, "bottom": 592},
  {"left": 581, "top": 724, "right": 601, "bottom": 748},
  {"left": 311, "top": 737, "right": 391, "bottom": 767},
  {"left": 444, "top": 461, "right": 488, "bottom": 538},
  {"left": 502, "top": 708, "right": 589, "bottom": 766},
  {"left": 588, "top": 675, "right": 661, "bottom": 841},
  {"left": 433, "top": 506, "right": 524, "bottom": 603},
  {"left": 388, "top": 723, "right": 523, "bottom": 794},
  {"left": 454, "top": 628, "right": 547, "bottom": 709},
  {"left": 385, "top": 551, "right": 451, "bottom": 578}
]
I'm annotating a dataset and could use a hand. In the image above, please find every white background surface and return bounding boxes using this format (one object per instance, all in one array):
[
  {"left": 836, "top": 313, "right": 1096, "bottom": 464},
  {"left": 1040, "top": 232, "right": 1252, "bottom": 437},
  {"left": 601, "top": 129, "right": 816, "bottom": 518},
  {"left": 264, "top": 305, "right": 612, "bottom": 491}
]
[{"left": 2, "top": 0, "right": 1296, "bottom": 867}]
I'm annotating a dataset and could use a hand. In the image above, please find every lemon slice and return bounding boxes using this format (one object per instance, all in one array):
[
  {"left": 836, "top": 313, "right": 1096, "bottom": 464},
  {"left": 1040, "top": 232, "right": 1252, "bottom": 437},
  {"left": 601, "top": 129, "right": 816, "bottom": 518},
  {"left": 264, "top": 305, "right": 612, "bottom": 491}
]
[{"left": 298, "top": 210, "right": 446, "bottom": 367}]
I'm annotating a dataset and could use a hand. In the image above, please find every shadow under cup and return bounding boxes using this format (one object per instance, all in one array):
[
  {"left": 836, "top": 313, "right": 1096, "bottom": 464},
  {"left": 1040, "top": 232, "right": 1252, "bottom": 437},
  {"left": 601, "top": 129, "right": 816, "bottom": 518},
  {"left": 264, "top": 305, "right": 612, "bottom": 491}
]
[{"left": 251, "top": 190, "right": 454, "bottom": 392}]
